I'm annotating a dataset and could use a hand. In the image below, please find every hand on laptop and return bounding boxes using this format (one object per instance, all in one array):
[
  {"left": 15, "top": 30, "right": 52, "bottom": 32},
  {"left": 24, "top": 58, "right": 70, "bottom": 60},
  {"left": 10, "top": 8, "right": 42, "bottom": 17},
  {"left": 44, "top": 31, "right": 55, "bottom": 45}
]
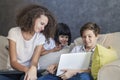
[{"left": 59, "top": 69, "right": 78, "bottom": 80}]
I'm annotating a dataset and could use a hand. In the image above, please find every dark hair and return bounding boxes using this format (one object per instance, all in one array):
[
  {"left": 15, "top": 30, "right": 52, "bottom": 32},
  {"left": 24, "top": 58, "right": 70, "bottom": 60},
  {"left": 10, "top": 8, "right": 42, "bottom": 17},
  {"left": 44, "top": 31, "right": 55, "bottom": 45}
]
[
  {"left": 16, "top": 4, "right": 57, "bottom": 40},
  {"left": 54, "top": 23, "right": 71, "bottom": 45},
  {"left": 80, "top": 22, "right": 100, "bottom": 37}
]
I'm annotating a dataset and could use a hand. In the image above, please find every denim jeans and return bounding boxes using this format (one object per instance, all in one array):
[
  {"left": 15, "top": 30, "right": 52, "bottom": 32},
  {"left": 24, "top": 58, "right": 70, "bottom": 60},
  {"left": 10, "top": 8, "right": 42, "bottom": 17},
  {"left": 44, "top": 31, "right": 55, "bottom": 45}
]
[
  {"left": 38, "top": 72, "right": 93, "bottom": 80},
  {"left": 68, "top": 72, "right": 93, "bottom": 80},
  {"left": 38, "top": 74, "right": 61, "bottom": 80},
  {"left": 0, "top": 74, "right": 24, "bottom": 80},
  {"left": 0, "top": 72, "right": 42, "bottom": 80}
]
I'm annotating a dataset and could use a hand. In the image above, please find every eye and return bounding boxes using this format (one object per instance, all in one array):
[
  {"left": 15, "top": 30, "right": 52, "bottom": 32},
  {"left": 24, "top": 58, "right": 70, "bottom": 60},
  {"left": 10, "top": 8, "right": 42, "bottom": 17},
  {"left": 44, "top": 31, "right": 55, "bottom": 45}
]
[
  {"left": 82, "top": 36, "right": 86, "bottom": 38},
  {"left": 41, "top": 22, "right": 45, "bottom": 25},
  {"left": 89, "top": 35, "right": 91, "bottom": 37},
  {"left": 88, "top": 35, "right": 92, "bottom": 38},
  {"left": 65, "top": 36, "right": 69, "bottom": 39}
]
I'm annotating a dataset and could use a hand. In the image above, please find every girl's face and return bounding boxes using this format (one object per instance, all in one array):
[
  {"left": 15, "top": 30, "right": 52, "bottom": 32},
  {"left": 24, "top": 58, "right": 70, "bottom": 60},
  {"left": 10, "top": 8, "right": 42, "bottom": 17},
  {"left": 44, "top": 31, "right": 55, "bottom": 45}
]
[
  {"left": 59, "top": 35, "right": 69, "bottom": 46},
  {"left": 34, "top": 15, "right": 48, "bottom": 33},
  {"left": 82, "top": 30, "right": 98, "bottom": 49}
]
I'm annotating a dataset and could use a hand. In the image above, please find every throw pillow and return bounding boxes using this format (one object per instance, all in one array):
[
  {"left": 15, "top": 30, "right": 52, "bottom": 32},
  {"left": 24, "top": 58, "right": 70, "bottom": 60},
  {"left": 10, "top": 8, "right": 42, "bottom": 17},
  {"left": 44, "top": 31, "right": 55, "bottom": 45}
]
[{"left": 91, "top": 44, "right": 118, "bottom": 80}]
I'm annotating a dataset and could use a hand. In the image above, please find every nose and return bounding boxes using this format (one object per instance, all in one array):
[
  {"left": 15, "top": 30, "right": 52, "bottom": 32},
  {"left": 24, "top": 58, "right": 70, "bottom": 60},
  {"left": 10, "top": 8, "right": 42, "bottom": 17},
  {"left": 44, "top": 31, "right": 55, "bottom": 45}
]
[
  {"left": 64, "top": 38, "right": 68, "bottom": 41},
  {"left": 85, "top": 37, "right": 89, "bottom": 42}
]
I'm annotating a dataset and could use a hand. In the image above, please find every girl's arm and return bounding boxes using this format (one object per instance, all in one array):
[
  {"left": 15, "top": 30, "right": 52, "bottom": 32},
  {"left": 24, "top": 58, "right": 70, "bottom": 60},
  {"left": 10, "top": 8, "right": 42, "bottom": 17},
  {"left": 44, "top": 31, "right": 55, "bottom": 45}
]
[
  {"left": 40, "top": 47, "right": 56, "bottom": 56},
  {"left": 9, "top": 39, "right": 29, "bottom": 72},
  {"left": 30, "top": 45, "right": 43, "bottom": 67},
  {"left": 24, "top": 44, "right": 43, "bottom": 80},
  {"left": 41, "top": 45, "right": 62, "bottom": 56}
]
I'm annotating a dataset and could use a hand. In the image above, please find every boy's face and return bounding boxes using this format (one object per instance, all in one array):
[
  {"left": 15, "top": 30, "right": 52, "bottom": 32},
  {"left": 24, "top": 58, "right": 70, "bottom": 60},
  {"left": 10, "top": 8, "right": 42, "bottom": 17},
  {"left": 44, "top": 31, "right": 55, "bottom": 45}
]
[
  {"left": 34, "top": 15, "right": 48, "bottom": 33},
  {"left": 59, "top": 35, "right": 69, "bottom": 46},
  {"left": 82, "top": 30, "right": 98, "bottom": 48}
]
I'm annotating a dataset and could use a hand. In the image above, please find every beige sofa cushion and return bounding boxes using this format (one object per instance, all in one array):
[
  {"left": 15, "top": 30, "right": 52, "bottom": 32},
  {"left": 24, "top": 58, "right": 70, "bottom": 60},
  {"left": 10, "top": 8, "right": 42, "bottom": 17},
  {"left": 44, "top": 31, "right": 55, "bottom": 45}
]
[
  {"left": 102, "top": 32, "right": 120, "bottom": 58},
  {"left": 0, "top": 36, "right": 9, "bottom": 70}
]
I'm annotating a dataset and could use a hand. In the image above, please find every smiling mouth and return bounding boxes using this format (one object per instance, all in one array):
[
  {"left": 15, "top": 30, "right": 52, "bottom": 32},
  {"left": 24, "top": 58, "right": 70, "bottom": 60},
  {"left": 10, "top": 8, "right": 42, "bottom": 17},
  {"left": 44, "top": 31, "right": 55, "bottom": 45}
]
[
  {"left": 85, "top": 42, "right": 91, "bottom": 44},
  {"left": 61, "top": 41, "right": 67, "bottom": 44},
  {"left": 38, "top": 28, "right": 42, "bottom": 32}
]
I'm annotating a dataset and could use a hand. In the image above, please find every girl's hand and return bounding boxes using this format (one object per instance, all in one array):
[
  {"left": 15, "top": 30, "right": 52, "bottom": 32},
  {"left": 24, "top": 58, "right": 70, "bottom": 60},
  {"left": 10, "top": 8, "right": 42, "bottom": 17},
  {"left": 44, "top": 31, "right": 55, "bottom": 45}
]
[
  {"left": 53, "top": 45, "right": 62, "bottom": 52},
  {"left": 24, "top": 66, "right": 37, "bottom": 80},
  {"left": 46, "top": 64, "right": 58, "bottom": 74},
  {"left": 59, "top": 69, "right": 77, "bottom": 80}
]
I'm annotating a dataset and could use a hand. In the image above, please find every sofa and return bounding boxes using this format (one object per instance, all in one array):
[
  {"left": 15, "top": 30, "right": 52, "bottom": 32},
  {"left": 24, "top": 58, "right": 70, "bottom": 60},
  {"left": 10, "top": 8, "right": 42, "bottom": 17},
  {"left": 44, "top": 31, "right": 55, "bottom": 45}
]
[
  {"left": 0, "top": 32, "right": 120, "bottom": 80},
  {"left": 74, "top": 32, "right": 120, "bottom": 80}
]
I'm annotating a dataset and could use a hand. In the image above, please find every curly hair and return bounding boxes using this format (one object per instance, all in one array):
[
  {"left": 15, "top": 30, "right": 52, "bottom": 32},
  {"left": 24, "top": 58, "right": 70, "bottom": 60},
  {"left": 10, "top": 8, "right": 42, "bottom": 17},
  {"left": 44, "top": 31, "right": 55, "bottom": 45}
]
[
  {"left": 16, "top": 4, "right": 57, "bottom": 40},
  {"left": 80, "top": 22, "right": 100, "bottom": 37}
]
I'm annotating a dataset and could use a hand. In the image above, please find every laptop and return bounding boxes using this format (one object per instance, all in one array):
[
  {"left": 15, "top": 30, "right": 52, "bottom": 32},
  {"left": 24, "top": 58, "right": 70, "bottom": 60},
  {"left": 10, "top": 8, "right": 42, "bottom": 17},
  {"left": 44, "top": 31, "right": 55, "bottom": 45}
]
[{"left": 56, "top": 52, "right": 92, "bottom": 76}]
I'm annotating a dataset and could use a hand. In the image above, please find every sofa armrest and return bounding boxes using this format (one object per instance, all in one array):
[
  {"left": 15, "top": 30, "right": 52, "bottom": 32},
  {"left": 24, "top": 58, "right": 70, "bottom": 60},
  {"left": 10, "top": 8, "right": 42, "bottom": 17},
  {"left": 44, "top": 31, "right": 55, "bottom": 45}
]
[
  {"left": 0, "top": 36, "right": 9, "bottom": 70},
  {"left": 98, "top": 59, "right": 120, "bottom": 80}
]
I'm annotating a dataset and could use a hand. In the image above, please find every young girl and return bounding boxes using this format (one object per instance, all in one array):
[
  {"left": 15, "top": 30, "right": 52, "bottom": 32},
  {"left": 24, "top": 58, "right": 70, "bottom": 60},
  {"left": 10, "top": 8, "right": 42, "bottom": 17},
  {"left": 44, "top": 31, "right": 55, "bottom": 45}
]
[
  {"left": 0, "top": 4, "right": 56, "bottom": 80},
  {"left": 38, "top": 22, "right": 100, "bottom": 80},
  {"left": 41, "top": 23, "right": 71, "bottom": 56}
]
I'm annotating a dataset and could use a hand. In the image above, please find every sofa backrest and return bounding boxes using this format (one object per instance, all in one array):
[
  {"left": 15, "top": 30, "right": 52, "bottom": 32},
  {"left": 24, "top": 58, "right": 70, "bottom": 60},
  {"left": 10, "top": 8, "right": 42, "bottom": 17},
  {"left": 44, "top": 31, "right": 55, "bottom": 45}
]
[
  {"left": 73, "top": 33, "right": 107, "bottom": 46},
  {"left": 73, "top": 32, "right": 120, "bottom": 58},
  {"left": 0, "top": 32, "right": 120, "bottom": 71},
  {"left": 102, "top": 32, "right": 120, "bottom": 57}
]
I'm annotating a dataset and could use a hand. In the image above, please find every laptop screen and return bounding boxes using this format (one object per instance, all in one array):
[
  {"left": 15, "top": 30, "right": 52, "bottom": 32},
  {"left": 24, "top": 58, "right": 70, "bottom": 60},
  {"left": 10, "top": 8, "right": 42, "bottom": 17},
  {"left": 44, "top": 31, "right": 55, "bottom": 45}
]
[{"left": 56, "top": 52, "right": 92, "bottom": 76}]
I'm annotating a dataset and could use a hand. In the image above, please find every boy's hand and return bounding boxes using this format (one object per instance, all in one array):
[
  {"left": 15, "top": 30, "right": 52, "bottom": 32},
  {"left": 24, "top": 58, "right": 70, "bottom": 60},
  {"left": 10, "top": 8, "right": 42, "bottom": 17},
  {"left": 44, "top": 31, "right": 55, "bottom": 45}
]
[
  {"left": 59, "top": 68, "right": 90, "bottom": 79},
  {"left": 59, "top": 69, "right": 77, "bottom": 80},
  {"left": 47, "top": 64, "right": 58, "bottom": 74}
]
